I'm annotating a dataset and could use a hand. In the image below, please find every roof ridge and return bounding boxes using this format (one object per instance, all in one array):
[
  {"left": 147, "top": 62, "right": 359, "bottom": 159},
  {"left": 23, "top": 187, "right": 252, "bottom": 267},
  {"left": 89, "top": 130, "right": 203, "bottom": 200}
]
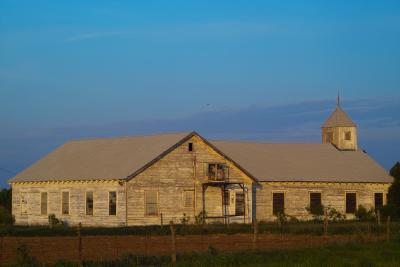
[
  {"left": 211, "top": 140, "right": 331, "bottom": 145},
  {"left": 68, "top": 131, "right": 193, "bottom": 142}
]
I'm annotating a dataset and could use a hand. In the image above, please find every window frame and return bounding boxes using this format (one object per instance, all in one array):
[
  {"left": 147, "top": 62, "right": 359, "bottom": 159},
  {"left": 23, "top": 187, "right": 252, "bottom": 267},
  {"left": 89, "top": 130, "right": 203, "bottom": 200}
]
[
  {"left": 61, "top": 191, "right": 70, "bottom": 216},
  {"left": 108, "top": 191, "right": 117, "bottom": 216},
  {"left": 188, "top": 142, "right": 193, "bottom": 152},
  {"left": 374, "top": 192, "right": 384, "bottom": 210},
  {"left": 144, "top": 190, "right": 159, "bottom": 217},
  {"left": 40, "top": 191, "right": 48, "bottom": 216},
  {"left": 272, "top": 191, "right": 285, "bottom": 216},
  {"left": 345, "top": 192, "right": 357, "bottom": 214},
  {"left": 85, "top": 191, "right": 94, "bottom": 216},
  {"left": 182, "top": 190, "right": 195, "bottom": 208},
  {"left": 345, "top": 131, "right": 352, "bottom": 141},
  {"left": 309, "top": 191, "right": 322, "bottom": 212},
  {"left": 207, "top": 163, "right": 229, "bottom": 181},
  {"left": 235, "top": 191, "right": 245, "bottom": 216}
]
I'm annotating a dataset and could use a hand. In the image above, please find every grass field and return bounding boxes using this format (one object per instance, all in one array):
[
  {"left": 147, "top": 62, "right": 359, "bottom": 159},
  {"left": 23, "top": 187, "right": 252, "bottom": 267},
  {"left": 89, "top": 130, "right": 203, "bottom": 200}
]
[{"left": 13, "top": 240, "right": 400, "bottom": 267}]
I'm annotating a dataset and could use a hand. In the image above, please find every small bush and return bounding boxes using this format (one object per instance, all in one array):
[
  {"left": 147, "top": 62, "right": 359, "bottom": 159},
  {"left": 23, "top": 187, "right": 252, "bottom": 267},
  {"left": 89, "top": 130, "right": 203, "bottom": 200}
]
[
  {"left": 48, "top": 214, "right": 61, "bottom": 228},
  {"left": 355, "top": 205, "right": 375, "bottom": 221},
  {"left": 195, "top": 211, "right": 207, "bottom": 225},
  {"left": 180, "top": 213, "right": 190, "bottom": 225},
  {"left": 0, "top": 206, "right": 15, "bottom": 225},
  {"left": 306, "top": 204, "right": 325, "bottom": 221},
  {"left": 326, "top": 206, "right": 346, "bottom": 222}
]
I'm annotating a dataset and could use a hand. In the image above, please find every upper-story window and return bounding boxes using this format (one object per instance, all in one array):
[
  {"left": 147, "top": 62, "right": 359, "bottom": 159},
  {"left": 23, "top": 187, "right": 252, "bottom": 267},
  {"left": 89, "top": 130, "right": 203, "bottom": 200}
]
[
  {"left": 208, "top": 163, "right": 228, "bottom": 181},
  {"left": 345, "top": 131, "right": 351, "bottom": 141}
]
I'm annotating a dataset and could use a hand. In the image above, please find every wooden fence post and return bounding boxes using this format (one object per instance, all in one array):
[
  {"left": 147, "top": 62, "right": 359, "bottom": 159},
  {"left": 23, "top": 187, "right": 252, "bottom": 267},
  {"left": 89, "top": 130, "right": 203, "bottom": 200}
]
[
  {"left": 77, "top": 222, "right": 83, "bottom": 265},
  {"left": 170, "top": 221, "right": 177, "bottom": 264},
  {"left": 386, "top": 216, "right": 390, "bottom": 242},
  {"left": 252, "top": 219, "right": 258, "bottom": 250},
  {"left": 323, "top": 210, "right": 328, "bottom": 237}
]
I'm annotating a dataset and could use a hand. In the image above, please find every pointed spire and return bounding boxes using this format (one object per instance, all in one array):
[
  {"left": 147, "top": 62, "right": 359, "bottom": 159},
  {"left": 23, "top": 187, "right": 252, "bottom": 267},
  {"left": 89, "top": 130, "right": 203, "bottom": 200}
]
[{"left": 337, "top": 92, "right": 340, "bottom": 107}]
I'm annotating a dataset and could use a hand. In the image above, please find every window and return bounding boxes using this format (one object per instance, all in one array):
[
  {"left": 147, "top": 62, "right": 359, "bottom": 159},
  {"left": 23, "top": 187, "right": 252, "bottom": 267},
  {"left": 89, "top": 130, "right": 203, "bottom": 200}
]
[
  {"left": 62, "top": 191, "right": 69, "bottom": 215},
  {"left": 41, "top": 192, "right": 48, "bottom": 215},
  {"left": 20, "top": 192, "right": 27, "bottom": 215},
  {"left": 273, "top": 193, "right": 284, "bottom": 215},
  {"left": 345, "top": 131, "right": 351, "bottom": 141},
  {"left": 208, "top": 164, "right": 228, "bottom": 181},
  {"left": 223, "top": 190, "right": 230, "bottom": 206},
  {"left": 346, "top": 193, "right": 356, "bottom": 214},
  {"left": 326, "top": 132, "right": 333, "bottom": 143},
  {"left": 86, "top": 191, "right": 93, "bottom": 215},
  {"left": 145, "top": 191, "right": 158, "bottom": 216},
  {"left": 109, "top": 191, "right": 117, "bottom": 215},
  {"left": 309, "top": 192, "right": 322, "bottom": 212},
  {"left": 374, "top": 193, "right": 383, "bottom": 210},
  {"left": 183, "top": 190, "right": 194, "bottom": 208},
  {"left": 235, "top": 192, "right": 244, "bottom": 216},
  {"left": 188, "top": 142, "right": 193, "bottom": 152}
]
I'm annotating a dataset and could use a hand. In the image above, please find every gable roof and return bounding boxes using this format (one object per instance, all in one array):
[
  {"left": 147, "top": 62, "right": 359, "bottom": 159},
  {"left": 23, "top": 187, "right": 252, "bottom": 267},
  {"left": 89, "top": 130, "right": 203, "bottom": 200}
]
[
  {"left": 210, "top": 140, "right": 392, "bottom": 183},
  {"left": 322, "top": 106, "right": 356, "bottom": 127},
  {"left": 10, "top": 132, "right": 392, "bottom": 184},
  {"left": 10, "top": 132, "right": 193, "bottom": 182}
]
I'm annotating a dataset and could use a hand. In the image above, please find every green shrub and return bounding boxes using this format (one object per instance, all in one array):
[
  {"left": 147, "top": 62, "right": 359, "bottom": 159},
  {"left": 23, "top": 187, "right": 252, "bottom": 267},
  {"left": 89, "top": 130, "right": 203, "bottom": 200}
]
[
  {"left": 48, "top": 214, "right": 62, "bottom": 228},
  {"left": 355, "top": 205, "right": 375, "bottom": 221},
  {"left": 0, "top": 206, "right": 15, "bottom": 225},
  {"left": 326, "top": 206, "right": 346, "bottom": 222},
  {"left": 306, "top": 204, "right": 325, "bottom": 221},
  {"left": 180, "top": 213, "right": 190, "bottom": 225},
  {"left": 194, "top": 211, "right": 207, "bottom": 224}
]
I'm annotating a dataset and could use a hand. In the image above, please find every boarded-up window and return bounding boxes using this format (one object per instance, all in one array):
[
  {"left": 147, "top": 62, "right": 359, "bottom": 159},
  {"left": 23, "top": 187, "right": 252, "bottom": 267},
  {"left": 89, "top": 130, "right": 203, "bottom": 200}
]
[
  {"left": 346, "top": 193, "right": 356, "bottom": 214},
  {"left": 62, "top": 192, "right": 69, "bottom": 215},
  {"left": 41, "top": 192, "right": 48, "bottom": 215},
  {"left": 273, "top": 193, "right": 284, "bottom": 215},
  {"left": 235, "top": 192, "right": 244, "bottom": 216},
  {"left": 309, "top": 192, "right": 322, "bottom": 211},
  {"left": 145, "top": 191, "right": 158, "bottom": 216},
  {"left": 345, "top": 131, "right": 351, "bottom": 141},
  {"left": 20, "top": 193, "right": 27, "bottom": 214},
  {"left": 86, "top": 191, "right": 93, "bottom": 216},
  {"left": 374, "top": 193, "right": 383, "bottom": 210},
  {"left": 183, "top": 190, "right": 194, "bottom": 208},
  {"left": 208, "top": 164, "right": 228, "bottom": 181},
  {"left": 109, "top": 191, "right": 117, "bottom": 215}
]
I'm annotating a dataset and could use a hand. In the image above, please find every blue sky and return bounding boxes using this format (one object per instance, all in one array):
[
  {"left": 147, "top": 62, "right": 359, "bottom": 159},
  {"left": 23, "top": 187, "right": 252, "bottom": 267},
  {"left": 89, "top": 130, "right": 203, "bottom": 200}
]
[{"left": 0, "top": 1, "right": 399, "bottom": 186}]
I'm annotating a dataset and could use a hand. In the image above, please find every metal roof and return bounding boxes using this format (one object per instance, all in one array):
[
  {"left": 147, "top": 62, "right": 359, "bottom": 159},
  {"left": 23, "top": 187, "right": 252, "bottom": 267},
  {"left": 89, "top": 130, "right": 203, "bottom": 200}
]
[
  {"left": 9, "top": 132, "right": 392, "bottom": 184},
  {"left": 322, "top": 106, "right": 356, "bottom": 128},
  {"left": 210, "top": 140, "right": 392, "bottom": 183}
]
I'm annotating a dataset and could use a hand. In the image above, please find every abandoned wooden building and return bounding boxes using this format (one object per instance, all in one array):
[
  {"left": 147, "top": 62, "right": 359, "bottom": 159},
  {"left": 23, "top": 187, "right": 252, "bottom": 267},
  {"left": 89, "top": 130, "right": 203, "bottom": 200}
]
[{"left": 9, "top": 103, "right": 393, "bottom": 226}]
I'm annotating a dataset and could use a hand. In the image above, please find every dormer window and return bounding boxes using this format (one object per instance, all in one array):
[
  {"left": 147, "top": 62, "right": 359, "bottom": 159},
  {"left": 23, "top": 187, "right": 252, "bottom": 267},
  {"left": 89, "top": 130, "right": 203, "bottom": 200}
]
[{"left": 345, "top": 131, "right": 351, "bottom": 141}]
